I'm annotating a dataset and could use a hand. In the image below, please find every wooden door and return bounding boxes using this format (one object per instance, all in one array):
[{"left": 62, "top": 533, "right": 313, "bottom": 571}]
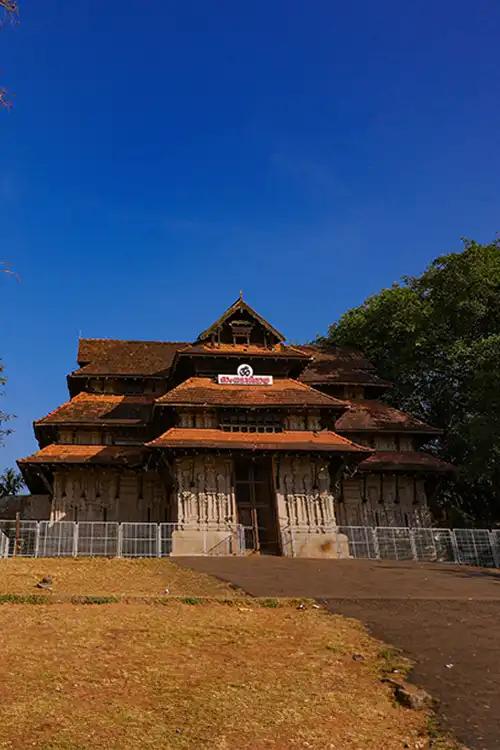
[{"left": 234, "top": 457, "right": 280, "bottom": 554}]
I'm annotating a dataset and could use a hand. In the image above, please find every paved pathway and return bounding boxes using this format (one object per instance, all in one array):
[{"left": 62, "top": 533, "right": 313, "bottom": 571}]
[{"left": 176, "top": 558, "right": 500, "bottom": 750}]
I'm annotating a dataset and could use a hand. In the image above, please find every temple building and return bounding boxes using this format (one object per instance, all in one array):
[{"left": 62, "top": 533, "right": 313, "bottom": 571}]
[{"left": 18, "top": 297, "right": 453, "bottom": 556}]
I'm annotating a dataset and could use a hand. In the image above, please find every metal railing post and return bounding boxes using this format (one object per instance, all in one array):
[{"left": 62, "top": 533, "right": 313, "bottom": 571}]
[
  {"left": 450, "top": 530, "right": 460, "bottom": 564},
  {"left": 372, "top": 528, "right": 380, "bottom": 560},
  {"left": 34, "top": 522, "right": 40, "bottom": 558},
  {"left": 117, "top": 523, "right": 123, "bottom": 558},
  {"left": 489, "top": 531, "right": 500, "bottom": 568},
  {"left": 409, "top": 528, "right": 418, "bottom": 561},
  {"left": 363, "top": 526, "right": 371, "bottom": 559},
  {"left": 470, "top": 530, "right": 479, "bottom": 566},
  {"left": 157, "top": 524, "right": 162, "bottom": 558},
  {"left": 72, "top": 522, "right": 79, "bottom": 557}
]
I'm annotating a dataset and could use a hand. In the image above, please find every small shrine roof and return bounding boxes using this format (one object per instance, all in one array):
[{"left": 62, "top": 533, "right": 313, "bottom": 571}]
[
  {"left": 156, "top": 377, "right": 346, "bottom": 409},
  {"left": 197, "top": 297, "right": 285, "bottom": 343},
  {"left": 35, "top": 393, "right": 153, "bottom": 426},
  {"left": 357, "top": 451, "right": 454, "bottom": 473},
  {"left": 18, "top": 444, "right": 146, "bottom": 466},
  {"left": 147, "top": 428, "right": 369, "bottom": 454},
  {"left": 336, "top": 400, "right": 441, "bottom": 434}
]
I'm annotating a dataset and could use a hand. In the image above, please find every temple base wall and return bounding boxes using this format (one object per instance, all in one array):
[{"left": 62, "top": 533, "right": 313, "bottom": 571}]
[
  {"left": 171, "top": 528, "right": 242, "bottom": 556},
  {"left": 285, "top": 530, "right": 350, "bottom": 559},
  {"left": 337, "top": 475, "right": 431, "bottom": 527},
  {"left": 49, "top": 469, "right": 171, "bottom": 523}
]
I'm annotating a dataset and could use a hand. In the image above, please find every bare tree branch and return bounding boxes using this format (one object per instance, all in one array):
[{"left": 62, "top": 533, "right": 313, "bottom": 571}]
[
  {"left": 0, "top": 87, "right": 12, "bottom": 109},
  {"left": 0, "top": 1, "right": 18, "bottom": 16},
  {"left": 0, "top": 0, "right": 18, "bottom": 106},
  {"left": 1, "top": 262, "right": 20, "bottom": 281}
]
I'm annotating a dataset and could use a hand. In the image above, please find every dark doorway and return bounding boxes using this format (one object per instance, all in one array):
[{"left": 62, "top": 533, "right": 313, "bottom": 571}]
[{"left": 234, "top": 456, "right": 280, "bottom": 554}]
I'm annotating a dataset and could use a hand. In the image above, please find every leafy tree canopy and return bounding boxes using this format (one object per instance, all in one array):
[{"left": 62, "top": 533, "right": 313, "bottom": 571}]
[{"left": 322, "top": 238, "right": 500, "bottom": 524}]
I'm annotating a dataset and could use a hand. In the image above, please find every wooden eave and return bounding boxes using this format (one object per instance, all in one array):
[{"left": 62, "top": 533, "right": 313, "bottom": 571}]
[
  {"left": 147, "top": 428, "right": 371, "bottom": 455},
  {"left": 356, "top": 451, "right": 454, "bottom": 474}
]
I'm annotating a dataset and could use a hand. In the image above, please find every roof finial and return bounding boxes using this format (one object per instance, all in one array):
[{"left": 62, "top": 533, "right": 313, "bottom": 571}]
[{"left": 239, "top": 289, "right": 244, "bottom": 300}]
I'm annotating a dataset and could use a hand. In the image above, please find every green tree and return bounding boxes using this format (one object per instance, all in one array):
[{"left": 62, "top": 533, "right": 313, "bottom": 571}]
[
  {"left": 323, "top": 238, "right": 500, "bottom": 524},
  {"left": 0, "top": 467, "right": 24, "bottom": 496}
]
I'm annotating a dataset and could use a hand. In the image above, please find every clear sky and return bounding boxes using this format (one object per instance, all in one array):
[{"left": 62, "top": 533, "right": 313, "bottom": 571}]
[{"left": 1, "top": 0, "right": 499, "bottom": 469}]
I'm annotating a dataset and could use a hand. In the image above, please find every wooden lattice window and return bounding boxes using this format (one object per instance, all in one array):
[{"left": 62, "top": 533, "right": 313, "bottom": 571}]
[{"left": 219, "top": 411, "right": 283, "bottom": 433}]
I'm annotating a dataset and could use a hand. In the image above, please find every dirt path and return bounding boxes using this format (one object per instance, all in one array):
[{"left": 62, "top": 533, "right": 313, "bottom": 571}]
[{"left": 176, "top": 558, "right": 500, "bottom": 750}]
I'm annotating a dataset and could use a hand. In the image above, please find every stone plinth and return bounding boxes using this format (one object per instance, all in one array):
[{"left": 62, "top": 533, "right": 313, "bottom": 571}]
[
  {"left": 287, "top": 531, "right": 351, "bottom": 559},
  {"left": 171, "top": 528, "right": 241, "bottom": 556}
]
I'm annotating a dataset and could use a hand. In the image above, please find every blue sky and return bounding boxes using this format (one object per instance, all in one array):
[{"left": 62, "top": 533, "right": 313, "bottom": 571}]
[{"left": 1, "top": 0, "right": 499, "bottom": 469}]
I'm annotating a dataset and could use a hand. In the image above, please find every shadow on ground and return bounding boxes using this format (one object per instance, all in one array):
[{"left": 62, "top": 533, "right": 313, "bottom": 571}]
[{"left": 176, "top": 557, "right": 500, "bottom": 750}]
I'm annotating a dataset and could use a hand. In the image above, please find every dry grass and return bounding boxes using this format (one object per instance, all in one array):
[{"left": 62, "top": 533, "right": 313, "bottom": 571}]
[
  {"left": 0, "top": 602, "right": 432, "bottom": 750},
  {"left": 0, "top": 558, "right": 239, "bottom": 598}
]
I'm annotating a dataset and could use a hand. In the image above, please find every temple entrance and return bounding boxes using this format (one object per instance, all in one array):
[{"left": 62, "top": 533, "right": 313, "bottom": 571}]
[{"left": 234, "top": 456, "right": 280, "bottom": 554}]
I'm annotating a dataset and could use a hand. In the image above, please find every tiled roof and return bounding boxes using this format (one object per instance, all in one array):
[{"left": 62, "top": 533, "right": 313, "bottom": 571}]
[
  {"left": 298, "top": 344, "right": 391, "bottom": 387},
  {"left": 177, "top": 342, "right": 309, "bottom": 358},
  {"left": 18, "top": 444, "right": 146, "bottom": 465},
  {"left": 156, "top": 377, "right": 347, "bottom": 409},
  {"left": 336, "top": 400, "right": 441, "bottom": 434},
  {"left": 147, "top": 428, "right": 370, "bottom": 453},
  {"left": 74, "top": 339, "right": 187, "bottom": 376},
  {"left": 357, "top": 451, "right": 454, "bottom": 473},
  {"left": 35, "top": 393, "right": 153, "bottom": 426}
]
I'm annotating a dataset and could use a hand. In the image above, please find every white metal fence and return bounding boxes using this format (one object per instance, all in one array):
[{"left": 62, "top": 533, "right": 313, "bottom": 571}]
[
  {"left": 281, "top": 525, "right": 500, "bottom": 567},
  {"left": 0, "top": 521, "right": 245, "bottom": 558},
  {"left": 0, "top": 530, "right": 9, "bottom": 558},
  {"left": 0, "top": 521, "right": 498, "bottom": 567}
]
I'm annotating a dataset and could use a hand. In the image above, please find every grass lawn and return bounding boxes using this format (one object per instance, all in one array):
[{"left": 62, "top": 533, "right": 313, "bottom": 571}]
[
  {"left": 0, "top": 560, "right": 458, "bottom": 750},
  {"left": 0, "top": 557, "right": 239, "bottom": 598}
]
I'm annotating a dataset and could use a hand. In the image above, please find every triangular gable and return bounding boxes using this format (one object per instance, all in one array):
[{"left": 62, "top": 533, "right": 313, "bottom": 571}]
[{"left": 197, "top": 296, "right": 285, "bottom": 344}]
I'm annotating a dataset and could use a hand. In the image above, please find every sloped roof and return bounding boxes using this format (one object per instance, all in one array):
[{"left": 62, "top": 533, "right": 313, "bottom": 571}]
[
  {"left": 147, "top": 428, "right": 369, "bottom": 454},
  {"left": 35, "top": 393, "right": 153, "bottom": 426},
  {"left": 298, "top": 344, "right": 391, "bottom": 387},
  {"left": 197, "top": 297, "right": 285, "bottom": 342},
  {"left": 357, "top": 451, "right": 454, "bottom": 473},
  {"left": 74, "top": 339, "right": 186, "bottom": 377},
  {"left": 156, "top": 377, "right": 346, "bottom": 409},
  {"left": 18, "top": 444, "right": 146, "bottom": 466},
  {"left": 336, "top": 400, "right": 441, "bottom": 434},
  {"left": 177, "top": 342, "right": 308, "bottom": 358}
]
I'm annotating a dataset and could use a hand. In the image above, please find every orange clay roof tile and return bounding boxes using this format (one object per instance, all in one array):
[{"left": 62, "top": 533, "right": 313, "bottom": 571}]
[
  {"left": 155, "top": 377, "right": 347, "bottom": 409},
  {"left": 18, "top": 444, "right": 146, "bottom": 465},
  {"left": 35, "top": 392, "right": 153, "bottom": 426},
  {"left": 147, "top": 428, "right": 370, "bottom": 453}
]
